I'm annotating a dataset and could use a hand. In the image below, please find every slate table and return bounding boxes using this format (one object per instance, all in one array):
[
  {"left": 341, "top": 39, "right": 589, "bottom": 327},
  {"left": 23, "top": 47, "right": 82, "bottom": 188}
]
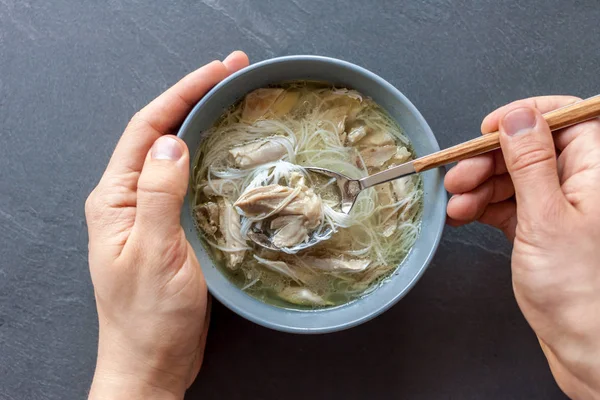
[{"left": 2, "top": 1, "right": 599, "bottom": 399}]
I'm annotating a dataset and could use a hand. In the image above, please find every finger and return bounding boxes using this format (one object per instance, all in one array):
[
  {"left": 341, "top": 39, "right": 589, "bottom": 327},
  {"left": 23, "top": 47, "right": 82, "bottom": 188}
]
[
  {"left": 481, "top": 95, "right": 581, "bottom": 134},
  {"left": 105, "top": 61, "right": 227, "bottom": 180},
  {"left": 477, "top": 200, "right": 517, "bottom": 242},
  {"left": 445, "top": 150, "right": 506, "bottom": 194},
  {"left": 557, "top": 122, "right": 600, "bottom": 187},
  {"left": 498, "top": 107, "right": 568, "bottom": 218},
  {"left": 132, "top": 135, "right": 190, "bottom": 242},
  {"left": 446, "top": 174, "right": 514, "bottom": 222},
  {"left": 223, "top": 50, "right": 250, "bottom": 73},
  {"left": 104, "top": 52, "right": 250, "bottom": 182},
  {"left": 554, "top": 118, "right": 600, "bottom": 151},
  {"left": 445, "top": 154, "right": 494, "bottom": 194}
]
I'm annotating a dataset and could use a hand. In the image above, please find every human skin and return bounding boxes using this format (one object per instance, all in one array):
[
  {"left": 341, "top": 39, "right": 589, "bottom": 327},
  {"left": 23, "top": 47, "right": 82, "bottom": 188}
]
[
  {"left": 85, "top": 51, "right": 249, "bottom": 400},
  {"left": 446, "top": 96, "right": 600, "bottom": 400},
  {"left": 85, "top": 58, "right": 600, "bottom": 399}
]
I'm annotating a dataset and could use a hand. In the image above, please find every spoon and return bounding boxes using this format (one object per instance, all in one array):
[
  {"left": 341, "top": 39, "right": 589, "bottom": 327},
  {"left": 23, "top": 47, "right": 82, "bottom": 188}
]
[{"left": 250, "top": 94, "right": 600, "bottom": 251}]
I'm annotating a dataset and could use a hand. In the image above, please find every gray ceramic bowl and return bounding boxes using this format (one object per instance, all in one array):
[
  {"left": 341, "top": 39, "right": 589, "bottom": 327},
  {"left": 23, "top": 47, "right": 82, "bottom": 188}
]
[{"left": 178, "top": 55, "right": 446, "bottom": 334}]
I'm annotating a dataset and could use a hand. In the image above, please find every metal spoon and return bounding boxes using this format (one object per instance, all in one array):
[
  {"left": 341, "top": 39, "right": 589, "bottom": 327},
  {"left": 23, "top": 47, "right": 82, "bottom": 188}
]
[
  {"left": 247, "top": 229, "right": 332, "bottom": 253},
  {"left": 250, "top": 94, "right": 600, "bottom": 251}
]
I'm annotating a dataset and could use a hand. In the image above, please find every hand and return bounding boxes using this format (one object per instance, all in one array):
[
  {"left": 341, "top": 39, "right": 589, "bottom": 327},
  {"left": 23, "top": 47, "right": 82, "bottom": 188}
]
[
  {"left": 85, "top": 51, "right": 249, "bottom": 400},
  {"left": 445, "top": 96, "right": 600, "bottom": 399}
]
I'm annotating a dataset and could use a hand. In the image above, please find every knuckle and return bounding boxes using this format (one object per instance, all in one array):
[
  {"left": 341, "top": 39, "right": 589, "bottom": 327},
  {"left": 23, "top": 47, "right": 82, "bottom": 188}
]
[
  {"left": 125, "top": 112, "right": 144, "bottom": 133},
  {"left": 128, "top": 111, "right": 143, "bottom": 127},
  {"left": 125, "top": 111, "right": 151, "bottom": 135},
  {"left": 85, "top": 183, "right": 137, "bottom": 224},
  {"left": 137, "top": 185, "right": 183, "bottom": 210},
  {"left": 127, "top": 111, "right": 161, "bottom": 136},
  {"left": 138, "top": 168, "right": 186, "bottom": 199},
  {"left": 137, "top": 183, "right": 178, "bottom": 199},
  {"left": 510, "top": 145, "right": 555, "bottom": 176},
  {"left": 564, "top": 95, "right": 582, "bottom": 103},
  {"left": 84, "top": 190, "right": 101, "bottom": 221}
]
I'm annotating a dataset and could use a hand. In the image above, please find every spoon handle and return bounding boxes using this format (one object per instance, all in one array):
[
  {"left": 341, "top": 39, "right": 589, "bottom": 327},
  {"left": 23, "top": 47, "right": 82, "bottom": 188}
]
[{"left": 413, "top": 95, "right": 600, "bottom": 172}]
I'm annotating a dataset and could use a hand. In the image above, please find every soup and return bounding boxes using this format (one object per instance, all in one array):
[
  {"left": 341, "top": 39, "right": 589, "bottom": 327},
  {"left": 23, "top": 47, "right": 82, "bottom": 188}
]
[{"left": 191, "top": 82, "right": 423, "bottom": 308}]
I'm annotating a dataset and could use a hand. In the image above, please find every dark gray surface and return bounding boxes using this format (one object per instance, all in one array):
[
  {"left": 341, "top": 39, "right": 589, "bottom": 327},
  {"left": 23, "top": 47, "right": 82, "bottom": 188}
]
[{"left": 1, "top": 0, "right": 598, "bottom": 399}]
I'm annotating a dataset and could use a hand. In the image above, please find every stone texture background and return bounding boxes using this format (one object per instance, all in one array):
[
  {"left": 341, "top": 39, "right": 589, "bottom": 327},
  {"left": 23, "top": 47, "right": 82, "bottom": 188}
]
[{"left": 2, "top": 1, "right": 599, "bottom": 399}]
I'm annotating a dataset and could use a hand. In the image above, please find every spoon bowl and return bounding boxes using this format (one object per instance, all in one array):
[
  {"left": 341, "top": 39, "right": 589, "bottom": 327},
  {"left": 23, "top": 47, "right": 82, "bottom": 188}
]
[
  {"left": 304, "top": 167, "right": 362, "bottom": 214},
  {"left": 247, "top": 227, "right": 333, "bottom": 253}
]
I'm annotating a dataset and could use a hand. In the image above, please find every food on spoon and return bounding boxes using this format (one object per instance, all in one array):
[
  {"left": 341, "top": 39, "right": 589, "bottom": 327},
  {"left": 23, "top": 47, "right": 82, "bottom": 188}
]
[{"left": 191, "top": 82, "right": 423, "bottom": 308}]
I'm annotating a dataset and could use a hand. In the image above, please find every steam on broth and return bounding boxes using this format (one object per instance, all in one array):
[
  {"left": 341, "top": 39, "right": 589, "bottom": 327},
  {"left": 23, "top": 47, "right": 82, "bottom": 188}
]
[{"left": 191, "top": 82, "right": 423, "bottom": 308}]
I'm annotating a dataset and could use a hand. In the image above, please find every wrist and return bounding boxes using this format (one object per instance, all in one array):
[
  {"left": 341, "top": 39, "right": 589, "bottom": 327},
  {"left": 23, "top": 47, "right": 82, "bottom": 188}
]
[
  {"left": 89, "top": 369, "right": 184, "bottom": 400},
  {"left": 540, "top": 339, "right": 600, "bottom": 400},
  {"left": 89, "top": 331, "right": 190, "bottom": 400}
]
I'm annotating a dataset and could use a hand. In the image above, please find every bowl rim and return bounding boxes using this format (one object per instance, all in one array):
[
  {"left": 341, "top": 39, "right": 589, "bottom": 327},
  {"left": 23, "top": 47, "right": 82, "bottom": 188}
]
[{"left": 177, "top": 55, "right": 446, "bottom": 334}]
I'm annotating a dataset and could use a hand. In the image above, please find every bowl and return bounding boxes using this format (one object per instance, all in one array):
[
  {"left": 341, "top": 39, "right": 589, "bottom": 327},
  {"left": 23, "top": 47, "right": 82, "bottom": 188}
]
[{"left": 177, "top": 55, "right": 446, "bottom": 334}]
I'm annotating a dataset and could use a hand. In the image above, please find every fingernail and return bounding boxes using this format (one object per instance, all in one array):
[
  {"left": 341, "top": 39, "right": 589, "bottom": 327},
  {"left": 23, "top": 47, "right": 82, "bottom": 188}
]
[
  {"left": 151, "top": 136, "right": 183, "bottom": 161},
  {"left": 223, "top": 51, "right": 238, "bottom": 63},
  {"left": 502, "top": 107, "right": 537, "bottom": 136},
  {"left": 447, "top": 194, "right": 460, "bottom": 206}
]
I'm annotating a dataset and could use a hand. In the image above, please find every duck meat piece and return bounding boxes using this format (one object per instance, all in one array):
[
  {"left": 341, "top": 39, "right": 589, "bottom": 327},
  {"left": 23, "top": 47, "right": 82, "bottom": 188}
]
[
  {"left": 279, "top": 188, "right": 322, "bottom": 229},
  {"left": 302, "top": 257, "right": 371, "bottom": 273},
  {"left": 317, "top": 106, "right": 348, "bottom": 136},
  {"left": 394, "top": 146, "right": 412, "bottom": 163},
  {"left": 391, "top": 176, "right": 414, "bottom": 200},
  {"left": 254, "top": 255, "right": 303, "bottom": 283},
  {"left": 195, "top": 202, "right": 219, "bottom": 236},
  {"left": 359, "top": 145, "right": 398, "bottom": 168},
  {"left": 360, "top": 146, "right": 412, "bottom": 168},
  {"left": 375, "top": 183, "right": 398, "bottom": 237},
  {"left": 270, "top": 215, "right": 309, "bottom": 248},
  {"left": 278, "top": 287, "right": 332, "bottom": 306},
  {"left": 322, "top": 89, "right": 365, "bottom": 123},
  {"left": 217, "top": 199, "right": 246, "bottom": 268},
  {"left": 242, "top": 88, "right": 284, "bottom": 122},
  {"left": 242, "top": 88, "right": 300, "bottom": 122},
  {"left": 358, "top": 129, "right": 395, "bottom": 146},
  {"left": 271, "top": 91, "right": 299, "bottom": 117},
  {"left": 234, "top": 185, "right": 299, "bottom": 216},
  {"left": 235, "top": 184, "right": 323, "bottom": 228},
  {"left": 346, "top": 124, "right": 370, "bottom": 144},
  {"left": 391, "top": 176, "right": 419, "bottom": 221},
  {"left": 229, "top": 139, "right": 288, "bottom": 169}
]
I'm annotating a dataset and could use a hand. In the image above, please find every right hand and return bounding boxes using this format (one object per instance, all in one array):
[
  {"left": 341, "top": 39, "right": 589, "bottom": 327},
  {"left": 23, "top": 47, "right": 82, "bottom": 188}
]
[{"left": 445, "top": 96, "right": 600, "bottom": 399}]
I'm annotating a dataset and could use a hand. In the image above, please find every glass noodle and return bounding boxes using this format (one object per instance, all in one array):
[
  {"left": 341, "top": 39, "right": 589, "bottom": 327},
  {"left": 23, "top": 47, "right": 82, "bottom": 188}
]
[{"left": 191, "top": 82, "right": 423, "bottom": 308}]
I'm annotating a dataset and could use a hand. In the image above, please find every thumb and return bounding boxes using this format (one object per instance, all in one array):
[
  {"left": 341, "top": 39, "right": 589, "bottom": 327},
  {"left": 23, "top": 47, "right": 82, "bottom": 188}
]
[
  {"left": 498, "top": 107, "right": 565, "bottom": 219},
  {"left": 134, "top": 135, "right": 189, "bottom": 242}
]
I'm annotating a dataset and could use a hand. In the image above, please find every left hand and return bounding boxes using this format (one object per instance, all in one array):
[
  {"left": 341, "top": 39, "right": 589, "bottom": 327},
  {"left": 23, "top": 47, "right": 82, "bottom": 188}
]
[{"left": 85, "top": 51, "right": 249, "bottom": 400}]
